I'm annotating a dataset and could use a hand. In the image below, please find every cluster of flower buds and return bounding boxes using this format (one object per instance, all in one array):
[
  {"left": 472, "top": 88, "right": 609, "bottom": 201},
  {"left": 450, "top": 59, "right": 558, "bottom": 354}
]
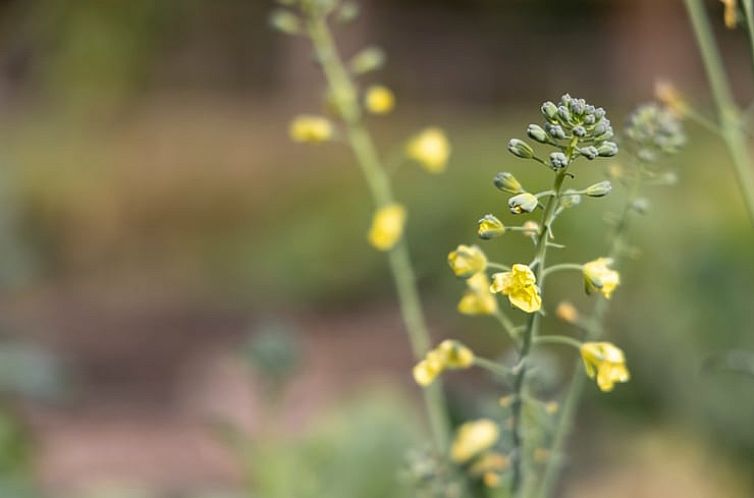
[
  {"left": 512, "top": 94, "right": 618, "bottom": 169},
  {"left": 624, "top": 103, "right": 686, "bottom": 163}
]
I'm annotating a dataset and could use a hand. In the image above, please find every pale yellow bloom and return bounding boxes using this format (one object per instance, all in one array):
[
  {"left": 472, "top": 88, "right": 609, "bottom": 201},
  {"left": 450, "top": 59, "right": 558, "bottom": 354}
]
[
  {"left": 721, "top": 0, "right": 738, "bottom": 29},
  {"left": 545, "top": 401, "right": 559, "bottom": 415},
  {"left": 412, "top": 340, "right": 475, "bottom": 386},
  {"left": 406, "top": 127, "right": 450, "bottom": 173},
  {"left": 508, "top": 192, "right": 539, "bottom": 214},
  {"left": 555, "top": 301, "right": 580, "bottom": 324},
  {"left": 289, "top": 115, "right": 333, "bottom": 143},
  {"left": 364, "top": 85, "right": 395, "bottom": 114},
  {"left": 368, "top": 203, "right": 406, "bottom": 251},
  {"left": 458, "top": 273, "right": 498, "bottom": 316},
  {"left": 448, "top": 245, "right": 487, "bottom": 278},
  {"left": 522, "top": 220, "right": 540, "bottom": 238},
  {"left": 451, "top": 419, "right": 500, "bottom": 463},
  {"left": 654, "top": 80, "right": 688, "bottom": 116},
  {"left": 477, "top": 214, "right": 505, "bottom": 239},
  {"left": 583, "top": 257, "right": 620, "bottom": 299},
  {"left": 490, "top": 264, "right": 542, "bottom": 313},
  {"left": 412, "top": 349, "right": 446, "bottom": 387},
  {"left": 438, "top": 339, "right": 475, "bottom": 369},
  {"left": 580, "top": 342, "right": 631, "bottom": 392},
  {"left": 469, "top": 452, "right": 509, "bottom": 487}
]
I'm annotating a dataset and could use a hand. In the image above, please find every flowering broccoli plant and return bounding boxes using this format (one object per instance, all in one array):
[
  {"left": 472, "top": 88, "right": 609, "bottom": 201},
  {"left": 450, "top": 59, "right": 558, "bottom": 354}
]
[{"left": 414, "top": 96, "right": 685, "bottom": 497}]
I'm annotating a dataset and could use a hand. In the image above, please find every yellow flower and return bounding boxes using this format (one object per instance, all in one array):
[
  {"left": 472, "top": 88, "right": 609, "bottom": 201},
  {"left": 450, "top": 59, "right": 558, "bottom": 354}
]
[
  {"left": 438, "top": 339, "right": 475, "bottom": 369},
  {"left": 368, "top": 203, "right": 406, "bottom": 251},
  {"left": 364, "top": 85, "right": 395, "bottom": 114},
  {"left": 583, "top": 257, "right": 620, "bottom": 299},
  {"left": 448, "top": 245, "right": 487, "bottom": 278},
  {"left": 412, "top": 340, "right": 474, "bottom": 386},
  {"left": 721, "top": 0, "right": 738, "bottom": 29},
  {"left": 555, "top": 301, "right": 580, "bottom": 324},
  {"left": 458, "top": 273, "right": 498, "bottom": 316},
  {"left": 580, "top": 342, "right": 630, "bottom": 392},
  {"left": 451, "top": 419, "right": 500, "bottom": 463},
  {"left": 477, "top": 214, "right": 505, "bottom": 239},
  {"left": 412, "top": 349, "right": 446, "bottom": 387},
  {"left": 654, "top": 80, "right": 688, "bottom": 117},
  {"left": 406, "top": 127, "right": 450, "bottom": 173},
  {"left": 490, "top": 264, "right": 542, "bottom": 313},
  {"left": 289, "top": 115, "right": 333, "bottom": 143}
]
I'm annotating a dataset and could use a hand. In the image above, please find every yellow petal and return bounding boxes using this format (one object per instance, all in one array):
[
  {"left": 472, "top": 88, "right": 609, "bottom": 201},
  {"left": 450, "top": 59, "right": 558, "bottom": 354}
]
[{"left": 368, "top": 203, "right": 406, "bottom": 251}]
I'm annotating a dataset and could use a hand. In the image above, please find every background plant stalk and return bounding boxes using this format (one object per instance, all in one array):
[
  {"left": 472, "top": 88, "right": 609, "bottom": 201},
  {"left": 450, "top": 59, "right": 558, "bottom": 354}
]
[
  {"left": 683, "top": 0, "right": 754, "bottom": 225},
  {"left": 509, "top": 167, "right": 568, "bottom": 496},
  {"left": 304, "top": 11, "right": 450, "bottom": 451},
  {"left": 536, "top": 166, "right": 643, "bottom": 498}
]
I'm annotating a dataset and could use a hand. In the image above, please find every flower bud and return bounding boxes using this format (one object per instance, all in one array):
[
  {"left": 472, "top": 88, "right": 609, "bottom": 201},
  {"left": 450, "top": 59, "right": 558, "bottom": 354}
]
[
  {"left": 541, "top": 101, "right": 558, "bottom": 119},
  {"left": 368, "top": 203, "right": 406, "bottom": 251},
  {"left": 508, "top": 139, "right": 534, "bottom": 159},
  {"left": 559, "top": 192, "right": 581, "bottom": 208},
  {"left": 584, "top": 180, "right": 613, "bottom": 197},
  {"left": 478, "top": 214, "right": 505, "bottom": 239},
  {"left": 597, "top": 141, "right": 618, "bottom": 157},
  {"left": 522, "top": 220, "right": 539, "bottom": 237},
  {"left": 546, "top": 124, "right": 566, "bottom": 139},
  {"left": 527, "top": 124, "right": 548, "bottom": 143},
  {"left": 579, "top": 146, "right": 599, "bottom": 160},
  {"left": 289, "top": 115, "right": 333, "bottom": 143},
  {"left": 448, "top": 245, "right": 487, "bottom": 278},
  {"left": 549, "top": 152, "right": 569, "bottom": 169},
  {"left": 631, "top": 198, "right": 650, "bottom": 214},
  {"left": 583, "top": 258, "right": 620, "bottom": 299},
  {"left": 508, "top": 192, "right": 538, "bottom": 214},
  {"left": 493, "top": 172, "right": 523, "bottom": 194},
  {"left": 573, "top": 125, "right": 586, "bottom": 137},
  {"left": 406, "top": 128, "right": 450, "bottom": 173},
  {"left": 555, "top": 301, "right": 580, "bottom": 323},
  {"left": 438, "top": 340, "right": 475, "bottom": 369},
  {"left": 557, "top": 106, "right": 571, "bottom": 122},
  {"left": 349, "top": 46, "right": 386, "bottom": 74},
  {"left": 269, "top": 9, "right": 301, "bottom": 35},
  {"left": 364, "top": 85, "right": 395, "bottom": 115},
  {"left": 336, "top": 1, "right": 360, "bottom": 23}
]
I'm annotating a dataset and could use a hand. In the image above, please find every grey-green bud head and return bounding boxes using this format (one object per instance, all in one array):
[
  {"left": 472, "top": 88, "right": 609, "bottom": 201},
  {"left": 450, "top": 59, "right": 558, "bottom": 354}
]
[
  {"left": 560, "top": 192, "right": 581, "bottom": 208},
  {"left": 579, "top": 146, "right": 599, "bottom": 160},
  {"left": 508, "top": 139, "right": 535, "bottom": 159},
  {"left": 625, "top": 103, "right": 686, "bottom": 162},
  {"left": 542, "top": 101, "right": 558, "bottom": 120},
  {"left": 527, "top": 124, "right": 548, "bottom": 143},
  {"left": 549, "top": 152, "right": 569, "bottom": 169},
  {"left": 494, "top": 172, "right": 523, "bottom": 194},
  {"left": 584, "top": 180, "right": 613, "bottom": 197},
  {"left": 597, "top": 142, "right": 619, "bottom": 157}
]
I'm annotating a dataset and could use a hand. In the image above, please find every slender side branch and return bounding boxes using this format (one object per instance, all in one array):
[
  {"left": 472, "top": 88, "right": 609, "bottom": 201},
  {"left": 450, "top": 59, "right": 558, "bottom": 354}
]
[
  {"left": 305, "top": 11, "right": 450, "bottom": 451},
  {"left": 684, "top": 0, "right": 754, "bottom": 224}
]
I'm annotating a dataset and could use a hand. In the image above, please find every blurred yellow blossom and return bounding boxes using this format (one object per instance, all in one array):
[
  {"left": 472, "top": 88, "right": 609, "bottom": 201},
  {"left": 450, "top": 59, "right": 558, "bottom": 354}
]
[
  {"left": 364, "top": 85, "right": 395, "bottom": 114},
  {"left": 413, "top": 340, "right": 475, "bottom": 386},
  {"left": 367, "top": 203, "right": 406, "bottom": 251},
  {"left": 580, "top": 342, "right": 630, "bottom": 392},
  {"left": 522, "top": 220, "right": 540, "bottom": 237},
  {"left": 451, "top": 419, "right": 500, "bottom": 463},
  {"left": 406, "top": 127, "right": 450, "bottom": 173},
  {"left": 478, "top": 214, "right": 505, "bottom": 239},
  {"left": 448, "top": 245, "right": 487, "bottom": 278},
  {"left": 654, "top": 80, "right": 688, "bottom": 117},
  {"left": 555, "top": 301, "right": 579, "bottom": 323},
  {"left": 721, "top": 0, "right": 738, "bottom": 28},
  {"left": 289, "top": 115, "right": 334, "bottom": 143},
  {"left": 583, "top": 257, "right": 620, "bottom": 299},
  {"left": 458, "top": 273, "right": 498, "bottom": 315},
  {"left": 470, "top": 452, "right": 509, "bottom": 488},
  {"left": 490, "top": 264, "right": 542, "bottom": 313}
]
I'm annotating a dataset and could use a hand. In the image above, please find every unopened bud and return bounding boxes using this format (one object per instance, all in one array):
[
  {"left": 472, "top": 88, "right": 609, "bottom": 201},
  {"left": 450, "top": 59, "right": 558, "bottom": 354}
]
[
  {"left": 478, "top": 214, "right": 505, "bottom": 239},
  {"left": 269, "top": 9, "right": 301, "bottom": 35},
  {"left": 349, "top": 46, "right": 386, "bottom": 74},
  {"left": 555, "top": 301, "right": 580, "bottom": 323},
  {"left": 494, "top": 172, "right": 523, "bottom": 194},
  {"left": 336, "top": 1, "right": 360, "bottom": 23},
  {"left": 549, "top": 152, "right": 569, "bottom": 169},
  {"left": 527, "top": 124, "right": 548, "bottom": 143},
  {"left": 541, "top": 101, "right": 558, "bottom": 119},
  {"left": 508, "top": 192, "right": 538, "bottom": 214},
  {"left": 585, "top": 180, "right": 612, "bottom": 197},
  {"left": 597, "top": 141, "right": 618, "bottom": 157},
  {"left": 522, "top": 220, "right": 539, "bottom": 237},
  {"left": 579, "top": 146, "right": 598, "bottom": 160},
  {"left": 508, "top": 139, "right": 534, "bottom": 159},
  {"left": 631, "top": 198, "right": 650, "bottom": 214}
]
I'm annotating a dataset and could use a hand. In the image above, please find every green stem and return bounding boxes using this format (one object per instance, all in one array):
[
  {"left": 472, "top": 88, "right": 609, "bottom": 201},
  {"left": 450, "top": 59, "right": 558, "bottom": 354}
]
[
  {"left": 509, "top": 167, "right": 569, "bottom": 496},
  {"left": 488, "top": 262, "right": 512, "bottom": 272},
  {"left": 684, "top": 0, "right": 754, "bottom": 225},
  {"left": 541, "top": 263, "right": 583, "bottom": 281},
  {"left": 306, "top": 11, "right": 450, "bottom": 451},
  {"left": 474, "top": 357, "right": 515, "bottom": 380},
  {"left": 536, "top": 167, "right": 642, "bottom": 498},
  {"left": 743, "top": 0, "right": 754, "bottom": 70},
  {"left": 533, "top": 335, "right": 582, "bottom": 350}
]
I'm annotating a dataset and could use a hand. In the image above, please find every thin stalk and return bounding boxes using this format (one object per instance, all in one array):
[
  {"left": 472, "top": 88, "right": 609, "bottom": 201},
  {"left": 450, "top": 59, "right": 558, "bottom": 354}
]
[
  {"left": 743, "top": 0, "right": 754, "bottom": 70},
  {"left": 305, "top": 11, "right": 450, "bottom": 451},
  {"left": 683, "top": 0, "right": 754, "bottom": 224},
  {"left": 541, "top": 263, "right": 583, "bottom": 281},
  {"left": 533, "top": 335, "right": 582, "bottom": 350},
  {"left": 509, "top": 167, "right": 569, "bottom": 496},
  {"left": 536, "top": 169, "right": 643, "bottom": 498}
]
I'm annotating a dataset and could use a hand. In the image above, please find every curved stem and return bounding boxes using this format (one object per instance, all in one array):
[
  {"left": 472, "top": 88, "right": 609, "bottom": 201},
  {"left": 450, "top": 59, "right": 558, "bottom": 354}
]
[
  {"left": 541, "top": 263, "right": 583, "bottom": 280},
  {"left": 536, "top": 163, "right": 643, "bottom": 498},
  {"left": 533, "top": 335, "right": 582, "bottom": 350},
  {"left": 305, "top": 11, "right": 450, "bottom": 451},
  {"left": 488, "top": 262, "right": 512, "bottom": 272},
  {"left": 494, "top": 309, "right": 519, "bottom": 343},
  {"left": 683, "top": 0, "right": 754, "bottom": 225},
  {"left": 474, "top": 357, "right": 514, "bottom": 380}
]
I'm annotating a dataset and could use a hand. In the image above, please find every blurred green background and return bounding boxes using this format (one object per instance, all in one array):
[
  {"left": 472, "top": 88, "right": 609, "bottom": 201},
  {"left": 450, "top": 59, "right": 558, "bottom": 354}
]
[{"left": 0, "top": 0, "right": 752, "bottom": 497}]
